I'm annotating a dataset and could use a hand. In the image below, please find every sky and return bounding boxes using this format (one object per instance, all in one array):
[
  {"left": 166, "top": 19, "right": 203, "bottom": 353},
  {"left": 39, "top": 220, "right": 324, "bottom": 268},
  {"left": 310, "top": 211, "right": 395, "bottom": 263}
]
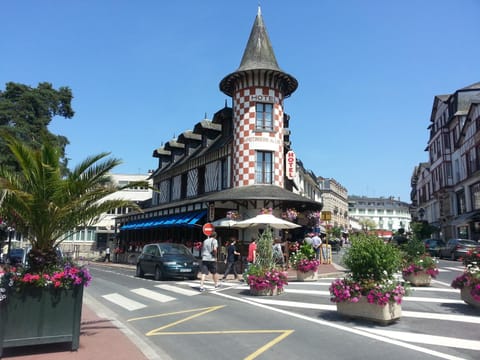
[{"left": 1, "top": 0, "right": 479, "bottom": 203}]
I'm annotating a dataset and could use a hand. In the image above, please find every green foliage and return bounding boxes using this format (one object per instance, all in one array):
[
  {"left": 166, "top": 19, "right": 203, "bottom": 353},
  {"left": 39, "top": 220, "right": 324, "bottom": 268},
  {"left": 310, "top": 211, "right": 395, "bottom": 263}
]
[
  {"left": 402, "top": 238, "right": 427, "bottom": 262},
  {"left": 358, "top": 218, "right": 376, "bottom": 230},
  {"left": 255, "top": 228, "right": 275, "bottom": 270},
  {"left": 0, "top": 132, "right": 146, "bottom": 273},
  {"left": 410, "top": 221, "right": 438, "bottom": 241},
  {"left": 289, "top": 242, "right": 315, "bottom": 266},
  {"left": 343, "top": 233, "right": 401, "bottom": 283},
  {"left": 0, "top": 82, "right": 74, "bottom": 173}
]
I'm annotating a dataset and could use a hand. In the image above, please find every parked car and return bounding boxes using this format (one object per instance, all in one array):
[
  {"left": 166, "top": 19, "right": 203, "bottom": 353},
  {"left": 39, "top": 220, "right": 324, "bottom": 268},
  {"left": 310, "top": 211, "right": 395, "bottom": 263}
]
[
  {"left": 136, "top": 243, "right": 200, "bottom": 280},
  {"left": 7, "top": 246, "right": 63, "bottom": 267},
  {"left": 423, "top": 238, "right": 446, "bottom": 257},
  {"left": 7, "top": 248, "right": 28, "bottom": 266},
  {"left": 439, "top": 239, "right": 480, "bottom": 260}
]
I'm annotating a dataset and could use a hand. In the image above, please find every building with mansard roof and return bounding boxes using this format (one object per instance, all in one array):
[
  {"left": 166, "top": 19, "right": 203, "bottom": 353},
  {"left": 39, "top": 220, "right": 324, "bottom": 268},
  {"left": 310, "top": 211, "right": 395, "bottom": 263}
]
[
  {"left": 115, "top": 8, "right": 322, "bottom": 254},
  {"left": 411, "top": 82, "right": 480, "bottom": 240}
]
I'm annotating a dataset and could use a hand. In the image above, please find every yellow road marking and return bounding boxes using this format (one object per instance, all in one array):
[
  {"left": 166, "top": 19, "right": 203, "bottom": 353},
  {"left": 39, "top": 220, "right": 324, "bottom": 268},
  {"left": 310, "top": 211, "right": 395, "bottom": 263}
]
[
  {"left": 245, "top": 330, "right": 295, "bottom": 360},
  {"left": 128, "top": 305, "right": 294, "bottom": 359}
]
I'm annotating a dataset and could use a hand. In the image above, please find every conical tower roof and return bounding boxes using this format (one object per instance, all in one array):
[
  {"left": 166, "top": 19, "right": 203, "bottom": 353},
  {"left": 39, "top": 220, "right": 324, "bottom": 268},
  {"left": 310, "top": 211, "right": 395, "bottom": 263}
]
[{"left": 220, "top": 7, "right": 297, "bottom": 97}]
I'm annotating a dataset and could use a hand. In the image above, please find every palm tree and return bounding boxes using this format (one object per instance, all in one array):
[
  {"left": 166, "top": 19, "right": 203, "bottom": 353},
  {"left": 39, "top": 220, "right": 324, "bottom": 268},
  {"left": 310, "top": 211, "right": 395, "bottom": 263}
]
[{"left": 0, "top": 131, "right": 146, "bottom": 273}]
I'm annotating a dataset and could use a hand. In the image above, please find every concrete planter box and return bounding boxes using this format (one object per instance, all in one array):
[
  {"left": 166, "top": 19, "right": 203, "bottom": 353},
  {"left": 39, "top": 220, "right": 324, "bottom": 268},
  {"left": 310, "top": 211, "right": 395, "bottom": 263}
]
[
  {"left": 460, "top": 286, "right": 480, "bottom": 309},
  {"left": 403, "top": 270, "right": 432, "bottom": 286},
  {"left": 296, "top": 270, "right": 318, "bottom": 282},
  {"left": 249, "top": 286, "right": 283, "bottom": 296},
  {"left": 336, "top": 297, "right": 401, "bottom": 325},
  {"left": 0, "top": 285, "right": 83, "bottom": 357}
]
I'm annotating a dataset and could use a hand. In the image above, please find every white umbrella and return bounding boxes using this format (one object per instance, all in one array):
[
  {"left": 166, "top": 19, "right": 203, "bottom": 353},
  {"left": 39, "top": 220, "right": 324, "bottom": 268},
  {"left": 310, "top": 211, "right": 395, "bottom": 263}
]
[
  {"left": 233, "top": 214, "right": 301, "bottom": 230},
  {"left": 211, "top": 217, "right": 238, "bottom": 228}
]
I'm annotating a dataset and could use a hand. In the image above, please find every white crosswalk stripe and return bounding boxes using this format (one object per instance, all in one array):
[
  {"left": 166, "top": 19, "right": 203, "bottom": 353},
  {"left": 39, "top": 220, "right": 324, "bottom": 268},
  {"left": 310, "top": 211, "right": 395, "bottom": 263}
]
[
  {"left": 102, "top": 293, "right": 146, "bottom": 311},
  {"left": 356, "top": 327, "right": 480, "bottom": 351},
  {"left": 155, "top": 284, "right": 200, "bottom": 296},
  {"left": 131, "top": 288, "right": 176, "bottom": 303}
]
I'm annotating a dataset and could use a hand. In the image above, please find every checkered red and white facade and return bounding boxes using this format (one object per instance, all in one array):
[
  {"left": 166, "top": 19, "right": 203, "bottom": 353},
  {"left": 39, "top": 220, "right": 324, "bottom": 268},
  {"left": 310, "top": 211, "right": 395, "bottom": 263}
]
[{"left": 233, "top": 86, "right": 285, "bottom": 187}]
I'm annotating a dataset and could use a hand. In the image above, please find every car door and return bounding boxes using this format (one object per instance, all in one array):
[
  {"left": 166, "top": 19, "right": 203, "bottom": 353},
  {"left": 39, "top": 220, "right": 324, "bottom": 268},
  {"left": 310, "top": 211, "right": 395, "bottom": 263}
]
[{"left": 142, "top": 245, "right": 155, "bottom": 274}]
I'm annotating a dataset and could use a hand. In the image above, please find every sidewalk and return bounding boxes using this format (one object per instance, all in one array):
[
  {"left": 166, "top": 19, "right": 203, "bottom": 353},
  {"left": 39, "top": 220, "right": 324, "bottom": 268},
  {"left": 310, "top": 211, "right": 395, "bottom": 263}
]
[
  {"left": 1, "top": 261, "right": 346, "bottom": 360},
  {"left": 1, "top": 303, "right": 151, "bottom": 360}
]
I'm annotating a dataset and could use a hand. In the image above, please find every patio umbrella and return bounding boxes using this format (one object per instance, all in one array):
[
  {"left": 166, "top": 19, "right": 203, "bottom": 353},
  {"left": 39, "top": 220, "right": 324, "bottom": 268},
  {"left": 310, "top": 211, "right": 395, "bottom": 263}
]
[
  {"left": 233, "top": 214, "right": 301, "bottom": 230},
  {"left": 211, "top": 217, "right": 238, "bottom": 228}
]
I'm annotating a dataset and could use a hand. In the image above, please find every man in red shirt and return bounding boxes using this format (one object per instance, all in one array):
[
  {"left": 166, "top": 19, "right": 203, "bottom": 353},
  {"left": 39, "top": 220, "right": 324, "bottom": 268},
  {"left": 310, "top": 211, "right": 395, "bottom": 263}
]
[{"left": 247, "top": 237, "right": 257, "bottom": 264}]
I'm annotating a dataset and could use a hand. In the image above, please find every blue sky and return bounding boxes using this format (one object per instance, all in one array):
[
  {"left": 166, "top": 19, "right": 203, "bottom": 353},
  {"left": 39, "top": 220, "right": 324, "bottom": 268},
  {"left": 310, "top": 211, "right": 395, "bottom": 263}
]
[{"left": 1, "top": 0, "right": 479, "bottom": 202}]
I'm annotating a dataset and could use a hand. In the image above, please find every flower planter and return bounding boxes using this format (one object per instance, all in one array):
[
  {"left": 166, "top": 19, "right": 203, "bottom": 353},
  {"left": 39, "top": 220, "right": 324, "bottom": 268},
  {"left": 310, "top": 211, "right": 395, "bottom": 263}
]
[
  {"left": 249, "top": 286, "right": 282, "bottom": 296},
  {"left": 0, "top": 285, "right": 84, "bottom": 357},
  {"left": 296, "top": 270, "right": 318, "bottom": 282},
  {"left": 403, "top": 270, "right": 432, "bottom": 286},
  {"left": 460, "top": 286, "right": 480, "bottom": 309},
  {"left": 336, "top": 297, "right": 401, "bottom": 325}
]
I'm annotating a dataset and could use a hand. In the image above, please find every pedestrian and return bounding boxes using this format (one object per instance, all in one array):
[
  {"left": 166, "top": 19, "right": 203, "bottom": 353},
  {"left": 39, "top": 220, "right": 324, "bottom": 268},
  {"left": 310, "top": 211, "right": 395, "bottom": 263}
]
[
  {"left": 104, "top": 247, "right": 111, "bottom": 262},
  {"left": 222, "top": 237, "right": 241, "bottom": 281},
  {"left": 199, "top": 231, "right": 219, "bottom": 292},
  {"left": 247, "top": 237, "right": 257, "bottom": 265},
  {"left": 272, "top": 237, "right": 285, "bottom": 269},
  {"left": 312, "top": 233, "right": 322, "bottom": 261},
  {"left": 304, "top": 233, "right": 313, "bottom": 246}
]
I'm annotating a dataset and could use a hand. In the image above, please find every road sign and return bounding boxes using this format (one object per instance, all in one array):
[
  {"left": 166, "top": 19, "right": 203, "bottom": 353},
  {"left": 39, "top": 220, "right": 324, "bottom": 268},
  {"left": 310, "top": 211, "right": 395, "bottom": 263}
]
[
  {"left": 321, "top": 211, "right": 332, "bottom": 221},
  {"left": 202, "top": 223, "right": 215, "bottom": 236}
]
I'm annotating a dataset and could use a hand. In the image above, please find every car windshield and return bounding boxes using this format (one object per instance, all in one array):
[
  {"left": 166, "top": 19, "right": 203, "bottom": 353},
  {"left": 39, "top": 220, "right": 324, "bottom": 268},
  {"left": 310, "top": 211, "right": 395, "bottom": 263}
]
[
  {"left": 9, "top": 249, "right": 25, "bottom": 256},
  {"left": 159, "top": 244, "right": 191, "bottom": 256}
]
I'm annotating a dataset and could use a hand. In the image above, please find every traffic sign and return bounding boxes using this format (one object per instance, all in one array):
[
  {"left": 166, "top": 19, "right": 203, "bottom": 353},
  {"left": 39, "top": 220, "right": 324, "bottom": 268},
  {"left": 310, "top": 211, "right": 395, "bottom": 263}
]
[
  {"left": 202, "top": 223, "right": 215, "bottom": 236},
  {"left": 321, "top": 211, "right": 332, "bottom": 221}
]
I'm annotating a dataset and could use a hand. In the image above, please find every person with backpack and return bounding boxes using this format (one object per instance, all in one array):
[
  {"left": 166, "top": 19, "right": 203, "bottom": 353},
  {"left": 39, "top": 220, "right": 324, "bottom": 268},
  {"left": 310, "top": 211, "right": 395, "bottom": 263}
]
[{"left": 199, "top": 231, "right": 219, "bottom": 292}]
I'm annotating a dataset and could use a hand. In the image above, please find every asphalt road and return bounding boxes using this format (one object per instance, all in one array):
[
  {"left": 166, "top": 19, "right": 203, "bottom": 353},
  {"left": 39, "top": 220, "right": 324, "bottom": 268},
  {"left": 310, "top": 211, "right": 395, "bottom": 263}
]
[{"left": 85, "top": 258, "right": 479, "bottom": 360}]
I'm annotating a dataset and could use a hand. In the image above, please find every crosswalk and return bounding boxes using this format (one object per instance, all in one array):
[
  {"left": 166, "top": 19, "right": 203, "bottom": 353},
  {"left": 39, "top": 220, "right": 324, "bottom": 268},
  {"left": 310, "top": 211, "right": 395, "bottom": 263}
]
[
  {"left": 97, "top": 264, "right": 479, "bottom": 358},
  {"left": 101, "top": 266, "right": 468, "bottom": 312}
]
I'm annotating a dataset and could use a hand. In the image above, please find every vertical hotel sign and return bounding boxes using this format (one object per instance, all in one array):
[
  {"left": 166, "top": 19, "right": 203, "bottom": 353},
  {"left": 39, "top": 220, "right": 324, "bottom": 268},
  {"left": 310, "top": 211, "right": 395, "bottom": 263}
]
[{"left": 286, "top": 150, "right": 296, "bottom": 180}]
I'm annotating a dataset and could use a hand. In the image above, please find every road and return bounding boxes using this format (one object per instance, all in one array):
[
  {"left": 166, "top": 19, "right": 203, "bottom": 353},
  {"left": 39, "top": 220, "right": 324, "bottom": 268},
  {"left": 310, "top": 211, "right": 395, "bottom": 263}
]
[{"left": 85, "top": 259, "right": 479, "bottom": 360}]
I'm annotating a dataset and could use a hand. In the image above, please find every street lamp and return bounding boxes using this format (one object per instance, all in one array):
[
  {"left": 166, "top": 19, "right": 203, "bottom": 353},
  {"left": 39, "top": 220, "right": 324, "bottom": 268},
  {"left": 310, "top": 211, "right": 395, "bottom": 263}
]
[{"left": 418, "top": 208, "right": 425, "bottom": 221}]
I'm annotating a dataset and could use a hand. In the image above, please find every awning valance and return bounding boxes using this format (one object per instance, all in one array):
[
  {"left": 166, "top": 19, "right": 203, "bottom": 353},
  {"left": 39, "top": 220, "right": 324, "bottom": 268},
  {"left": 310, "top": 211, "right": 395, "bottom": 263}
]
[{"left": 120, "top": 210, "right": 206, "bottom": 230}]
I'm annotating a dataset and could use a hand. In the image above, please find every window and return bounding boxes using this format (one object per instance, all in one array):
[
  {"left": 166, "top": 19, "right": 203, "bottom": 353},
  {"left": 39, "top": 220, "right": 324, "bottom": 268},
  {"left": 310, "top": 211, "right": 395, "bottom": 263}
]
[
  {"left": 255, "top": 103, "right": 273, "bottom": 131},
  {"left": 470, "top": 182, "right": 480, "bottom": 210},
  {"left": 456, "top": 189, "right": 466, "bottom": 214},
  {"left": 255, "top": 151, "right": 273, "bottom": 184}
]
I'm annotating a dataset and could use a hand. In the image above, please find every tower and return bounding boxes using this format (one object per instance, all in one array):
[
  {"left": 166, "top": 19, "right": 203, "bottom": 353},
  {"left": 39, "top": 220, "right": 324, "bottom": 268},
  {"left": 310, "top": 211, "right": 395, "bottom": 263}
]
[{"left": 220, "top": 7, "right": 298, "bottom": 188}]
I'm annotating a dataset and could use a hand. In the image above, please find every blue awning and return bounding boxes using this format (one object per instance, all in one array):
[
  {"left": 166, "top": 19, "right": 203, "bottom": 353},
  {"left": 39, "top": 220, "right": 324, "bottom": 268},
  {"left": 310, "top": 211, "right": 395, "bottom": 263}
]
[{"left": 120, "top": 210, "right": 206, "bottom": 230}]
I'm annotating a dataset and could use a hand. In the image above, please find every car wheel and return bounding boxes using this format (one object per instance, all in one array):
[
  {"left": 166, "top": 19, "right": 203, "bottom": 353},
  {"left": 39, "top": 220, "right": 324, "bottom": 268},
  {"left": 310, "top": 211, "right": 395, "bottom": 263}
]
[
  {"left": 450, "top": 251, "right": 456, "bottom": 261},
  {"left": 136, "top": 264, "right": 144, "bottom": 278},
  {"left": 154, "top": 266, "right": 163, "bottom": 281}
]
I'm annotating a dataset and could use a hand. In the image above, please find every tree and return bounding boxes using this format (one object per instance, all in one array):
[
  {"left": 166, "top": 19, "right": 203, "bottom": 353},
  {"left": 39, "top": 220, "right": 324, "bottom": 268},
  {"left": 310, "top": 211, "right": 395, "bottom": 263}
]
[
  {"left": 0, "top": 131, "right": 147, "bottom": 273},
  {"left": 0, "top": 82, "right": 74, "bottom": 172},
  {"left": 358, "top": 218, "right": 376, "bottom": 231}
]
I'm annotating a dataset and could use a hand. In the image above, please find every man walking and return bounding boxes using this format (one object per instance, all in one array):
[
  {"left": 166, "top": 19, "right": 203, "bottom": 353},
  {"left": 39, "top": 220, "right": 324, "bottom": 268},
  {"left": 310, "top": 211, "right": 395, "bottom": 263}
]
[
  {"left": 222, "top": 237, "right": 241, "bottom": 281},
  {"left": 199, "top": 231, "right": 219, "bottom": 292},
  {"left": 312, "top": 233, "right": 322, "bottom": 261}
]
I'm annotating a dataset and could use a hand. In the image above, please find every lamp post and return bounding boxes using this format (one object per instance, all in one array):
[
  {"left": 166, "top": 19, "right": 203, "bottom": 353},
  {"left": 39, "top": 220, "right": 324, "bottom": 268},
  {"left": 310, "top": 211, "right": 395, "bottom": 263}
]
[{"left": 418, "top": 208, "right": 425, "bottom": 221}]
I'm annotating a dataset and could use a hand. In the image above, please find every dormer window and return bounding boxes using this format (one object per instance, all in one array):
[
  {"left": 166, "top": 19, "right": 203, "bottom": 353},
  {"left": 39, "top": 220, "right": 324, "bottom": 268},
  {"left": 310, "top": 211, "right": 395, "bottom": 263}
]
[{"left": 255, "top": 103, "right": 273, "bottom": 131}]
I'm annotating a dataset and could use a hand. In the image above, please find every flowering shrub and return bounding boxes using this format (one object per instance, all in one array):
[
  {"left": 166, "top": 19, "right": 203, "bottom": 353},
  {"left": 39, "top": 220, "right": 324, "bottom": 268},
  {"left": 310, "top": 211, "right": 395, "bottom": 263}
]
[
  {"left": 329, "top": 277, "right": 405, "bottom": 306},
  {"left": 402, "top": 254, "right": 439, "bottom": 278},
  {"left": 0, "top": 261, "right": 91, "bottom": 302},
  {"left": 296, "top": 258, "right": 320, "bottom": 273},
  {"left": 451, "top": 249, "right": 480, "bottom": 301},
  {"left": 247, "top": 266, "right": 288, "bottom": 292},
  {"left": 288, "top": 242, "right": 300, "bottom": 254},
  {"left": 289, "top": 243, "right": 319, "bottom": 273},
  {"left": 282, "top": 208, "right": 298, "bottom": 221},
  {"left": 226, "top": 210, "right": 240, "bottom": 220},
  {"left": 330, "top": 233, "right": 405, "bottom": 307}
]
